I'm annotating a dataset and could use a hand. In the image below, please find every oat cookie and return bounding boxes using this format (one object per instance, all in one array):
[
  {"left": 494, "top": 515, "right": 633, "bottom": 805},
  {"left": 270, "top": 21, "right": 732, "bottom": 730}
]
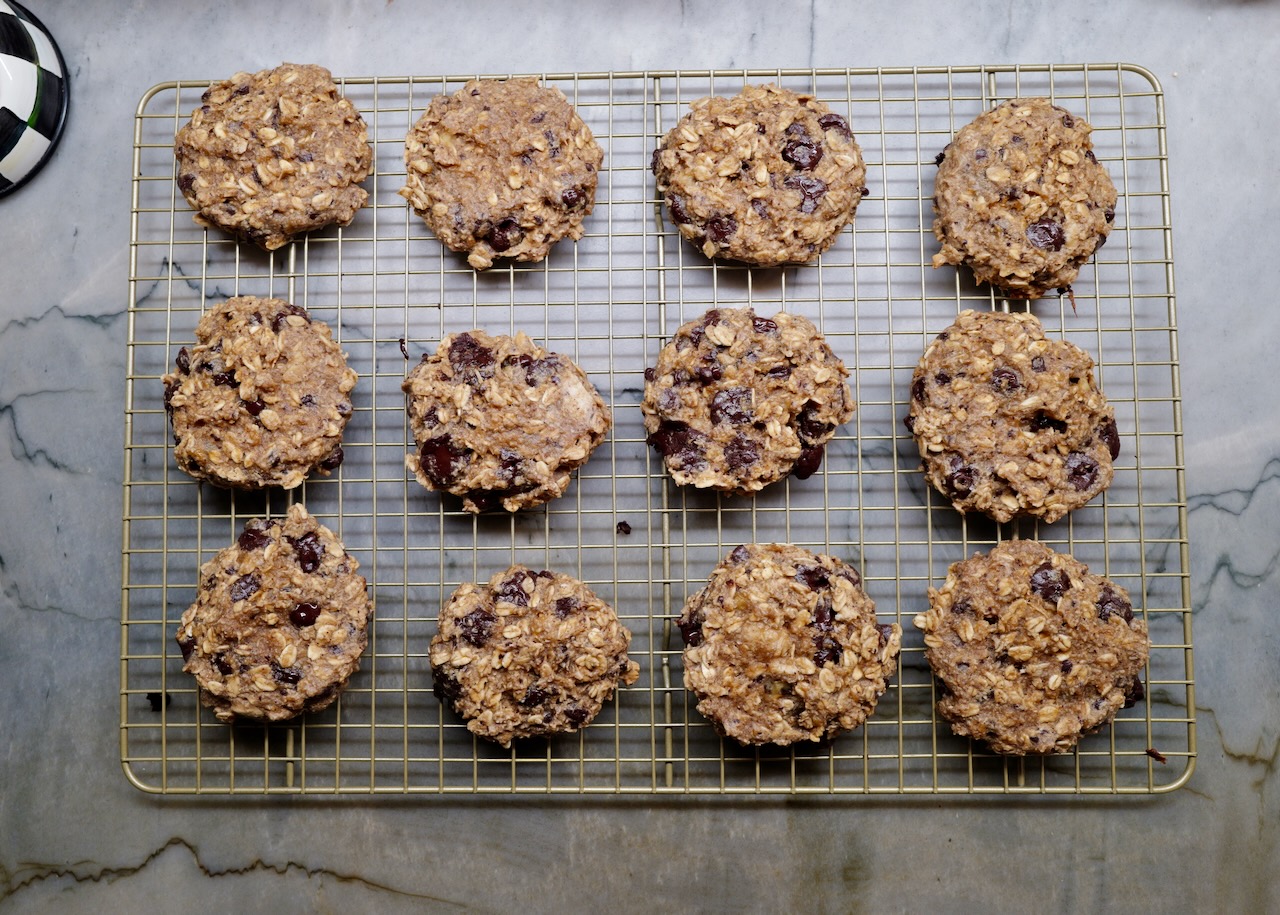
[
  {"left": 403, "top": 330, "right": 611, "bottom": 513},
  {"left": 174, "top": 63, "right": 372, "bottom": 250},
  {"left": 931, "top": 97, "right": 1117, "bottom": 298},
  {"left": 400, "top": 77, "right": 602, "bottom": 270},
  {"left": 176, "top": 504, "right": 372, "bottom": 723},
  {"left": 163, "top": 295, "right": 357, "bottom": 490},
  {"left": 915, "top": 539, "right": 1149, "bottom": 755},
  {"left": 678, "top": 543, "right": 901, "bottom": 746},
  {"left": 642, "top": 307, "right": 854, "bottom": 494},
  {"left": 905, "top": 309, "right": 1118, "bottom": 524},
  {"left": 652, "top": 83, "right": 867, "bottom": 266},
  {"left": 429, "top": 566, "right": 639, "bottom": 747}
]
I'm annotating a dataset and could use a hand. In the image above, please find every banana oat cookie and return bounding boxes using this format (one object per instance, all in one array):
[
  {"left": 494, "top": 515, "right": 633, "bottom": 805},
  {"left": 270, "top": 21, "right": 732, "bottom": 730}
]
[
  {"left": 915, "top": 539, "right": 1149, "bottom": 755},
  {"left": 429, "top": 566, "right": 639, "bottom": 747},
  {"left": 176, "top": 505, "right": 372, "bottom": 723},
  {"left": 163, "top": 295, "right": 357, "bottom": 490},
  {"left": 174, "top": 63, "right": 372, "bottom": 251},
  {"left": 652, "top": 83, "right": 867, "bottom": 266},
  {"left": 905, "top": 309, "right": 1119, "bottom": 524},
  {"left": 642, "top": 307, "right": 854, "bottom": 494},
  {"left": 400, "top": 77, "right": 603, "bottom": 270},
  {"left": 678, "top": 543, "right": 901, "bottom": 746},
  {"left": 402, "top": 330, "right": 611, "bottom": 513},
  {"left": 931, "top": 97, "right": 1117, "bottom": 298}
]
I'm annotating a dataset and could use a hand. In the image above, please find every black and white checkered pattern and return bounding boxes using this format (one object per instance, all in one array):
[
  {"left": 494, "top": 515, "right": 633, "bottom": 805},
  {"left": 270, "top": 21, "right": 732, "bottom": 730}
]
[{"left": 0, "top": 1, "right": 67, "bottom": 196}]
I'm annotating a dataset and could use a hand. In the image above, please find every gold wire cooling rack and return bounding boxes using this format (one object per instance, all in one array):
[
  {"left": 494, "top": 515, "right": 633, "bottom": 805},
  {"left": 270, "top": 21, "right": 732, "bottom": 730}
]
[{"left": 121, "top": 64, "right": 1194, "bottom": 796}]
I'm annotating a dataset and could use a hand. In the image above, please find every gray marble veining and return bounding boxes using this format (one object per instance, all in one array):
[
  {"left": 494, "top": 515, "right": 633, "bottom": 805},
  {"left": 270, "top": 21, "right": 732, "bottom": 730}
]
[{"left": 2, "top": 1, "right": 1278, "bottom": 911}]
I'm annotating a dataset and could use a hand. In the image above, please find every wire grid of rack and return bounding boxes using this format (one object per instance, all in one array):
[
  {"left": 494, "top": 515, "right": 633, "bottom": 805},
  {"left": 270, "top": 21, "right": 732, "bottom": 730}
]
[{"left": 121, "top": 64, "right": 1193, "bottom": 796}]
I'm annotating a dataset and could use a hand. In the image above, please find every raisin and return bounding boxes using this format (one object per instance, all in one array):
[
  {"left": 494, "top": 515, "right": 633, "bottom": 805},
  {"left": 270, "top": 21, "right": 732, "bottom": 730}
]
[
  {"left": 991, "top": 367, "right": 1021, "bottom": 394},
  {"left": 797, "top": 404, "right": 830, "bottom": 443},
  {"left": 783, "top": 175, "right": 827, "bottom": 213},
  {"left": 288, "top": 532, "right": 324, "bottom": 573},
  {"left": 646, "top": 421, "right": 707, "bottom": 471},
  {"left": 290, "top": 602, "right": 321, "bottom": 627},
  {"left": 1026, "top": 218, "right": 1066, "bottom": 251},
  {"left": 564, "top": 707, "right": 590, "bottom": 728},
  {"left": 752, "top": 316, "right": 778, "bottom": 334},
  {"left": 488, "top": 217, "right": 524, "bottom": 252},
  {"left": 818, "top": 113, "right": 852, "bottom": 139},
  {"left": 782, "top": 138, "right": 823, "bottom": 169},
  {"left": 643, "top": 367, "right": 656, "bottom": 382},
  {"left": 1031, "top": 355, "right": 1046, "bottom": 372},
  {"left": 1123, "top": 679, "right": 1145, "bottom": 708},
  {"left": 650, "top": 148, "right": 661, "bottom": 174},
  {"left": 561, "top": 186, "right": 585, "bottom": 208},
  {"left": 1062, "top": 113, "right": 1076, "bottom": 128},
  {"left": 271, "top": 661, "right": 303, "bottom": 685},
  {"left": 616, "top": 520, "right": 632, "bottom": 536},
  {"left": 271, "top": 304, "right": 310, "bottom": 332},
  {"left": 678, "top": 611, "right": 704, "bottom": 647},
  {"left": 911, "top": 376, "right": 926, "bottom": 403},
  {"left": 554, "top": 596, "right": 581, "bottom": 618},
  {"left": 705, "top": 214, "right": 737, "bottom": 244},
  {"left": 728, "top": 545, "right": 750, "bottom": 564},
  {"left": 244, "top": 397, "right": 266, "bottom": 416},
  {"left": 175, "top": 347, "right": 191, "bottom": 374},
  {"left": 495, "top": 572, "right": 532, "bottom": 607},
  {"left": 766, "top": 365, "right": 791, "bottom": 380},
  {"left": 238, "top": 520, "right": 273, "bottom": 551},
  {"left": 520, "top": 685, "right": 554, "bottom": 707},
  {"left": 432, "top": 670, "right": 463, "bottom": 704},
  {"left": 1104, "top": 205, "right": 1116, "bottom": 224},
  {"left": 229, "top": 573, "right": 260, "bottom": 603},
  {"left": 694, "top": 362, "right": 723, "bottom": 384},
  {"left": 1097, "top": 585, "right": 1133, "bottom": 622},
  {"left": 318, "top": 446, "right": 344, "bottom": 472},
  {"left": 945, "top": 457, "right": 977, "bottom": 496},
  {"left": 875, "top": 624, "right": 895, "bottom": 646},
  {"left": 457, "top": 608, "right": 497, "bottom": 646},
  {"left": 750, "top": 199, "right": 768, "bottom": 218},
  {"left": 952, "top": 598, "right": 973, "bottom": 616},
  {"left": 1030, "top": 562, "right": 1069, "bottom": 604},
  {"left": 212, "top": 371, "right": 237, "bottom": 388},
  {"left": 1065, "top": 452, "right": 1099, "bottom": 491},
  {"left": 668, "top": 194, "right": 692, "bottom": 224},
  {"left": 213, "top": 653, "right": 234, "bottom": 676}
]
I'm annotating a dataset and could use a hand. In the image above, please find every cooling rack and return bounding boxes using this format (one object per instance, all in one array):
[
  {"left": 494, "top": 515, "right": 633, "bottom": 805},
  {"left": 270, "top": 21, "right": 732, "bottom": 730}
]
[{"left": 121, "top": 64, "right": 1194, "bottom": 795}]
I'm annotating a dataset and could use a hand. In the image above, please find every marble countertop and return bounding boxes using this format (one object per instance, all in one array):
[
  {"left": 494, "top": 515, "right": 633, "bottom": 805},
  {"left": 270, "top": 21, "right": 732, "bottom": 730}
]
[{"left": 2, "top": 1, "right": 1276, "bottom": 911}]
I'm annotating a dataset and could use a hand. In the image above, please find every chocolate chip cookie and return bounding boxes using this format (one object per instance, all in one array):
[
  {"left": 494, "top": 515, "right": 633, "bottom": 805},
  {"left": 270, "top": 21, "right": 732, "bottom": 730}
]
[
  {"left": 678, "top": 543, "right": 901, "bottom": 746},
  {"left": 163, "top": 295, "right": 357, "bottom": 490},
  {"left": 429, "top": 566, "right": 639, "bottom": 747},
  {"left": 931, "top": 97, "right": 1117, "bottom": 298},
  {"left": 914, "top": 539, "right": 1149, "bottom": 755},
  {"left": 905, "top": 309, "right": 1119, "bottom": 524},
  {"left": 176, "top": 504, "right": 372, "bottom": 723},
  {"left": 400, "top": 77, "right": 603, "bottom": 270},
  {"left": 174, "top": 63, "right": 372, "bottom": 250},
  {"left": 652, "top": 83, "right": 867, "bottom": 266},
  {"left": 642, "top": 307, "right": 854, "bottom": 494},
  {"left": 402, "top": 330, "right": 611, "bottom": 513}
]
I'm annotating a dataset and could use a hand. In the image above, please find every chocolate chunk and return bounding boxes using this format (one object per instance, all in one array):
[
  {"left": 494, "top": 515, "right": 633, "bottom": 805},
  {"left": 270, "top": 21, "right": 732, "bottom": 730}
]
[
  {"left": 175, "top": 347, "right": 191, "bottom": 374},
  {"left": 488, "top": 217, "right": 524, "bottom": 252},
  {"left": 945, "top": 456, "right": 977, "bottom": 496},
  {"left": 520, "top": 685, "right": 555, "bottom": 707},
  {"left": 724, "top": 434, "right": 760, "bottom": 470},
  {"left": 290, "top": 602, "right": 321, "bottom": 627},
  {"left": 213, "top": 653, "right": 234, "bottom": 676},
  {"left": 1031, "top": 411, "right": 1068, "bottom": 434},
  {"left": 694, "top": 362, "right": 723, "bottom": 384},
  {"left": 318, "top": 445, "right": 344, "bottom": 472},
  {"left": 178, "top": 636, "right": 197, "bottom": 661},
  {"left": 1065, "top": 451, "right": 1099, "bottom": 491},
  {"left": 796, "top": 565, "right": 830, "bottom": 591},
  {"left": 911, "top": 377, "right": 926, "bottom": 404},
  {"left": 797, "top": 403, "right": 830, "bottom": 443},
  {"left": 711, "top": 387, "right": 753, "bottom": 425},
  {"left": 229, "top": 573, "right": 260, "bottom": 603},
  {"left": 564, "top": 706, "right": 590, "bottom": 727},
  {"left": 419, "top": 435, "right": 467, "bottom": 487},
  {"left": 288, "top": 531, "right": 324, "bottom": 573},
  {"left": 457, "top": 608, "right": 497, "bottom": 647},
  {"left": 561, "top": 186, "right": 586, "bottom": 208},
  {"left": 1099, "top": 416, "right": 1121, "bottom": 460},
  {"left": 793, "top": 444, "right": 825, "bottom": 479},
  {"left": 448, "top": 333, "right": 494, "bottom": 372},
  {"left": 646, "top": 420, "right": 707, "bottom": 471},
  {"left": 271, "top": 661, "right": 303, "bottom": 685},
  {"left": 1104, "top": 205, "right": 1116, "bottom": 224},
  {"left": 145, "top": 691, "right": 171, "bottom": 712},
  {"left": 1026, "top": 218, "right": 1066, "bottom": 251},
  {"left": 238, "top": 520, "right": 273, "bottom": 552},
  {"left": 1097, "top": 585, "right": 1134, "bottom": 622},
  {"left": 1030, "top": 562, "right": 1069, "bottom": 604},
  {"left": 243, "top": 397, "right": 266, "bottom": 416}
]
